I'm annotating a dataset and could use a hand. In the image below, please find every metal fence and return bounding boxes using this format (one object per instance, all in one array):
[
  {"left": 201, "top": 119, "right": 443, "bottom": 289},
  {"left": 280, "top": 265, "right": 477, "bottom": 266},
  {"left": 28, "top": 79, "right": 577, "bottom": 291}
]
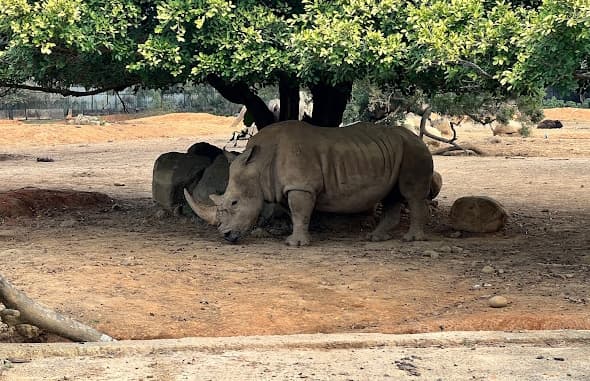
[{"left": 0, "top": 86, "right": 242, "bottom": 120}]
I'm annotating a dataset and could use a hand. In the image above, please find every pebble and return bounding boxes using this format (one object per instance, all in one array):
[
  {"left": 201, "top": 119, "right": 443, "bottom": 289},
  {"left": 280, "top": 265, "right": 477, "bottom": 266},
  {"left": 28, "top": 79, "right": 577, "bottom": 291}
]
[
  {"left": 488, "top": 295, "right": 509, "bottom": 308},
  {"left": 59, "top": 219, "right": 77, "bottom": 228},
  {"left": 449, "top": 231, "right": 462, "bottom": 238},
  {"left": 451, "top": 246, "right": 464, "bottom": 253},
  {"left": 481, "top": 265, "right": 495, "bottom": 274},
  {"left": 0, "top": 230, "right": 18, "bottom": 239},
  {"left": 438, "top": 246, "right": 452, "bottom": 253},
  {"left": 423, "top": 250, "right": 439, "bottom": 259},
  {"left": 154, "top": 209, "right": 169, "bottom": 219},
  {"left": 15, "top": 324, "right": 41, "bottom": 339},
  {"left": 113, "top": 182, "right": 126, "bottom": 187},
  {"left": 0, "top": 249, "right": 25, "bottom": 256}
]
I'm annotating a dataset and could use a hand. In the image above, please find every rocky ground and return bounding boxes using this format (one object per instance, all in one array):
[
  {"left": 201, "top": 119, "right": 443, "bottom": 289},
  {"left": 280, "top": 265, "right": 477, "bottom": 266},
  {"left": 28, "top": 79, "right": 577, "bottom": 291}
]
[{"left": 0, "top": 110, "right": 589, "bottom": 343}]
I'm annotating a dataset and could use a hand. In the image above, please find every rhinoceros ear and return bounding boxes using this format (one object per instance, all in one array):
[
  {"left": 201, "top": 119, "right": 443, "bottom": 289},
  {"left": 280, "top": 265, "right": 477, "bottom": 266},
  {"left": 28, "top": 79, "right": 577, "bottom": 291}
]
[
  {"left": 209, "top": 194, "right": 223, "bottom": 206},
  {"left": 223, "top": 150, "right": 238, "bottom": 163}
]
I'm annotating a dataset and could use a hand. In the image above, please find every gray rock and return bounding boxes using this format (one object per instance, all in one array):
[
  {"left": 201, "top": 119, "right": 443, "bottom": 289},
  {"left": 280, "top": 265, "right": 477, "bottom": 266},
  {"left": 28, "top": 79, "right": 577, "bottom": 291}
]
[
  {"left": 438, "top": 245, "right": 453, "bottom": 253},
  {"left": 152, "top": 152, "right": 211, "bottom": 209},
  {"left": 59, "top": 219, "right": 77, "bottom": 228},
  {"left": 186, "top": 142, "right": 223, "bottom": 160},
  {"left": 450, "top": 196, "right": 508, "bottom": 233},
  {"left": 190, "top": 154, "right": 229, "bottom": 204},
  {"left": 424, "top": 250, "right": 440, "bottom": 259}
]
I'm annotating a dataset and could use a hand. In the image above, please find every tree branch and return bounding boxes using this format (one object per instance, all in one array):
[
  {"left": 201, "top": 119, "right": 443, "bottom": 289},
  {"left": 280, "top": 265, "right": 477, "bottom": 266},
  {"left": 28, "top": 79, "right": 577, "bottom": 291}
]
[
  {"left": 0, "top": 82, "right": 137, "bottom": 97},
  {"left": 206, "top": 74, "right": 275, "bottom": 128},
  {"left": 432, "top": 59, "right": 494, "bottom": 79},
  {"left": 574, "top": 70, "right": 590, "bottom": 80},
  {"left": 115, "top": 91, "right": 128, "bottom": 113}
]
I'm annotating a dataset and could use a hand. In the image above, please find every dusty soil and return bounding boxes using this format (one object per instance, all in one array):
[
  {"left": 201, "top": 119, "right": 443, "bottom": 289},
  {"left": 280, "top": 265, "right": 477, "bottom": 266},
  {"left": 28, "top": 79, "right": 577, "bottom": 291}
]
[{"left": 0, "top": 109, "right": 589, "bottom": 341}]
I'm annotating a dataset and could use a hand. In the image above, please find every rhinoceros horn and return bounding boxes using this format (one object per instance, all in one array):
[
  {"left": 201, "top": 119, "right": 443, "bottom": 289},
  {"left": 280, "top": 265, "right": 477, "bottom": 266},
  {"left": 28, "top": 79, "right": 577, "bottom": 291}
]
[{"left": 183, "top": 188, "right": 218, "bottom": 225}]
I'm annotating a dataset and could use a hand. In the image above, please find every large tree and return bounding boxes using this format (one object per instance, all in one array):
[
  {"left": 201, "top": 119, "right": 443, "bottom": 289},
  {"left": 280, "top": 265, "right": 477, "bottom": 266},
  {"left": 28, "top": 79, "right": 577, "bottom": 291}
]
[{"left": 1, "top": 0, "right": 588, "bottom": 127}]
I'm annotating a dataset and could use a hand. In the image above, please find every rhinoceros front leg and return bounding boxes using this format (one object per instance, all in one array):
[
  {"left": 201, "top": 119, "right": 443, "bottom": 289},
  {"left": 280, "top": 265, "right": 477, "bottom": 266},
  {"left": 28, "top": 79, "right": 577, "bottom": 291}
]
[
  {"left": 367, "top": 202, "right": 402, "bottom": 242},
  {"left": 286, "top": 190, "right": 315, "bottom": 247}
]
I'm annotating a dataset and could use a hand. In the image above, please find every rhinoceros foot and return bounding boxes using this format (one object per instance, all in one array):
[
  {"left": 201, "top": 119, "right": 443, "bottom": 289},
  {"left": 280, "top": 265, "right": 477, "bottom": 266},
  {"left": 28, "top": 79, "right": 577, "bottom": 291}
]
[
  {"left": 402, "top": 230, "right": 427, "bottom": 242},
  {"left": 285, "top": 232, "right": 311, "bottom": 247},
  {"left": 366, "top": 231, "right": 394, "bottom": 242}
]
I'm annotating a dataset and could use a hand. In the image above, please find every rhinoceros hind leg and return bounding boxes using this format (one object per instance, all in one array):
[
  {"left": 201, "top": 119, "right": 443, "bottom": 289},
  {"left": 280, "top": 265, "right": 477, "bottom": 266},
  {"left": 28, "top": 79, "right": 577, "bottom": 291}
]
[
  {"left": 286, "top": 190, "right": 315, "bottom": 246},
  {"left": 402, "top": 198, "right": 428, "bottom": 241},
  {"left": 367, "top": 202, "right": 401, "bottom": 242}
]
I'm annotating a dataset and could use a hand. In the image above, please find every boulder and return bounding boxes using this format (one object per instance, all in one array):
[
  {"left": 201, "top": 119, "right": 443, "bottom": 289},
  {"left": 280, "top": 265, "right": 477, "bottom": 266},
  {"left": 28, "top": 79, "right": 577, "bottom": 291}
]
[
  {"left": 429, "top": 171, "right": 443, "bottom": 200},
  {"left": 190, "top": 154, "right": 230, "bottom": 204},
  {"left": 186, "top": 142, "right": 223, "bottom": 160},
  {"left": 491, "top": 121, "right": 521, "bottom": 136},
  {"left": 450, "top": 196, "right": 508, "bottom": 233},
  {"left": 152, "top": 152, "right": 211, "bottom": 209},
  {"left": 431, "top": 118, "right": 452, "bottom": 136},
  {"left": 537, "top": 119, "right": 563, "bottom": 129}
]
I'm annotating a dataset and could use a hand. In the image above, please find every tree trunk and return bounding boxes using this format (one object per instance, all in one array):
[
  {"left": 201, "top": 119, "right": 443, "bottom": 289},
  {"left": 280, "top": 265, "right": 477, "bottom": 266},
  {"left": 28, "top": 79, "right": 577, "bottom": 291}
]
[
  {"left": 278, "top": 74, "right": 300, "bottom": 121},
  {"left": 308, "top": 81, "right": 352, "bottom": 127},
  {"left": 207, "top": 74, "right": 275, "bottom": 129},
  {"left": 0, "top": 273, "right": 114, "bottom": 342}
]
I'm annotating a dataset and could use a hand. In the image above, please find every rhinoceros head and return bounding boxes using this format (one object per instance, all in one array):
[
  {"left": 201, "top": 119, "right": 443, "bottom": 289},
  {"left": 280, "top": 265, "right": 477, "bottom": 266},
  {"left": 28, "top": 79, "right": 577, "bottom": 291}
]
[{"left": 185, "top": 147, "right": 264, "bottom": 243}]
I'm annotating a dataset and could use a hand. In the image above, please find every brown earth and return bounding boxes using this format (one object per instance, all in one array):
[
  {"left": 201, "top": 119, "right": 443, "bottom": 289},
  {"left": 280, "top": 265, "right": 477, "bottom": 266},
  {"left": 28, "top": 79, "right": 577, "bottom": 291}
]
[{"left": 0, "top": 108, "right": 589, "bottom": 342}]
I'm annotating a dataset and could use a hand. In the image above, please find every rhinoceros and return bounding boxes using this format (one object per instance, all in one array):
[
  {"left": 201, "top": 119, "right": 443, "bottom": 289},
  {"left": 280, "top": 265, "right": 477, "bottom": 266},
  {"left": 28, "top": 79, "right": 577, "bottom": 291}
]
[{"left": 184, "top": 121, "right": 434, "bottom": 246}]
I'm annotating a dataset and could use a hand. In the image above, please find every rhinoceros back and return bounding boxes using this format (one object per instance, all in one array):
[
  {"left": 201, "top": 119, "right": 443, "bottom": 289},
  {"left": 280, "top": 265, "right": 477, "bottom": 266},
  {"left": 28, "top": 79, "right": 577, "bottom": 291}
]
[{"left": 248, "top": 122, "right": 429, "bottom": 213}]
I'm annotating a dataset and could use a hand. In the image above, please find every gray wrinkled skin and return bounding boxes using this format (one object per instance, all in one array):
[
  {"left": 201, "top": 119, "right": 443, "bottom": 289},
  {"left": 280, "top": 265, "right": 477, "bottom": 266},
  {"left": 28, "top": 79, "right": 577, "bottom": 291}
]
[{"left": 210, "top": 121, "right": 434, "bottom": 246}]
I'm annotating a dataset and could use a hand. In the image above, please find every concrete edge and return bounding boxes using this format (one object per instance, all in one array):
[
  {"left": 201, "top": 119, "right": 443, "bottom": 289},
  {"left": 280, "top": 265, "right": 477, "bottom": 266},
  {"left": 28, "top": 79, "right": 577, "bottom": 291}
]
[{"left": 2, "top": 330, "right": 590, "bottom": 360}]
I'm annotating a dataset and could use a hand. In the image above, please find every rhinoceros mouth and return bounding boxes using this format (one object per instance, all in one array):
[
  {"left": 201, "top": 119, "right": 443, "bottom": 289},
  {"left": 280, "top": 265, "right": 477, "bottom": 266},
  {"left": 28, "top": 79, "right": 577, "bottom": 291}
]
[{"left": 223, "top": 231, "right": 241, "bottom": 243}]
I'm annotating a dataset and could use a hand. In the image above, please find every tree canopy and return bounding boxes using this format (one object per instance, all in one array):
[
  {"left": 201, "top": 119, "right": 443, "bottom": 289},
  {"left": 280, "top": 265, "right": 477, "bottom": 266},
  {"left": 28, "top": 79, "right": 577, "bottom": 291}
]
[{"left": 1, "top": 0, "right": 589, "bottom": 126}]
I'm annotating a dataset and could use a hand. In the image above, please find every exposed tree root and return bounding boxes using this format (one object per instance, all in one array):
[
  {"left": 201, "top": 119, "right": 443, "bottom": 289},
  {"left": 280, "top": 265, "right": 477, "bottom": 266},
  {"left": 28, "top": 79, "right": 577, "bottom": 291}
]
[
  {"left": 0, "top": 273, "right": 114, "bottom": 342},
  {"left": 431, "top": 144, "right": 486, "bottom": 156}
]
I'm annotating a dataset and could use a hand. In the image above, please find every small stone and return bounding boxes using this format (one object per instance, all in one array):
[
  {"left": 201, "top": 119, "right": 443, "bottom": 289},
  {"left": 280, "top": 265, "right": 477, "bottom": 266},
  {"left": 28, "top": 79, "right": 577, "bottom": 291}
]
[
  {"left": 121, "top": 256, "right": 137, "bottom": 266},
  {"left": 438, "top": 245, "right": 452, "bottom": 253},
  {"left": 154, "top": 209, "right": 169, "bottom": 219},
  {"left": 488, "top": 295, "right": 509, "bottom": 308},
  {"left": 113, "top": 182, "right": 126, "bottom": 187},
  {"left": 451, "top": 246, "right": 464, "bottom": 253},
  {"left": 0, "top": 230, "right": 18, "bottom": 239},
  {"left": 498, "top": 269, "right": 505, "bottom": 274},
  {"left": 15, "top": 324, "right": 41, "bottom": 339},
  {"left": 59, "top": 219, "right": 77, "bottom": 228},
  {"left": 423, "top": 250, "right": 439, "bottom": 259},
  {"left": 481, "top": 265, "right": 495, "bottom": 274},
  {"left": 0, "top": 309, "right": 22, "bottom": 326},
  {"left": 449, "top": 231, "right": 462, "bottom": 238},
  {"left": 565, "top": 274, "right": 574, "bottom": 279}
]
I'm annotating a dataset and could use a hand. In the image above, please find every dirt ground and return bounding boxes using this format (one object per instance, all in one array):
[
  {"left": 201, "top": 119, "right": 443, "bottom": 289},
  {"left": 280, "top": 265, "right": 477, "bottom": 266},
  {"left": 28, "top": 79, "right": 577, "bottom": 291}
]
[{"left": 0, "top": 109, "right": 589, "bottom": 342}]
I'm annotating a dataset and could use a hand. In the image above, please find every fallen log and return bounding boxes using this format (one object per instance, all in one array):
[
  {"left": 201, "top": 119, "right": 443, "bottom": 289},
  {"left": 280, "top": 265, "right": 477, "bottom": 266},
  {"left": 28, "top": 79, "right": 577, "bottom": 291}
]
[{"left": 0, "top": 273, "right": 114, "bottom": 342}]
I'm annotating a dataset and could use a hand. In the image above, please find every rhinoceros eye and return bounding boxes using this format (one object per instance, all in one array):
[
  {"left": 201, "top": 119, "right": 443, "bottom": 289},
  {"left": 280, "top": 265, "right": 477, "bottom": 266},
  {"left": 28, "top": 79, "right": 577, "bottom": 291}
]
[{"left": 231, "top": 200, "right": 238, "bottom": 206}]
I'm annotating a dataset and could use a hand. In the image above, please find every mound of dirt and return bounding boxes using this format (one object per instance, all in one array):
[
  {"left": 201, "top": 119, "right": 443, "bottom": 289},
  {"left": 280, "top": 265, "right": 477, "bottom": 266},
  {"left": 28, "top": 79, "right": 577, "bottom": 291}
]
[
  {"left": 0, "top": 113, "right": 239, "bottom": 147},
  {"left": 0, "top": 188, "right": 113, "bottom": 219},
  {"left": 543, "top": 107, "right": 590, "bottom": 122}
]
